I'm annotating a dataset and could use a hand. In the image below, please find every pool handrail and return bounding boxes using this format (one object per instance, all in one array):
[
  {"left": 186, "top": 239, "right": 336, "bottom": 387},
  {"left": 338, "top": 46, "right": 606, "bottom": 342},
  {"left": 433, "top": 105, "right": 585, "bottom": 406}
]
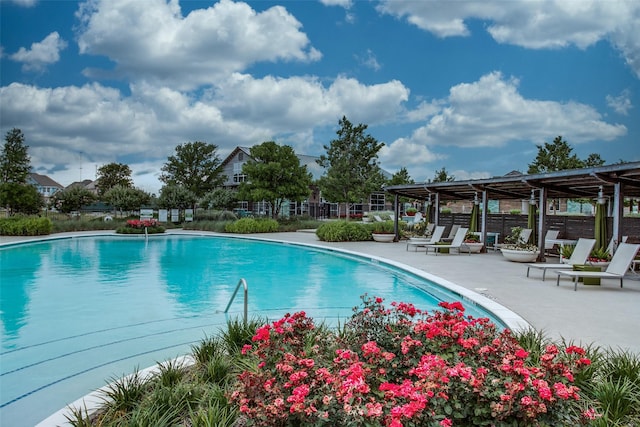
[{"left": 224, "top": 278, "right": 248, "bottom": 323}]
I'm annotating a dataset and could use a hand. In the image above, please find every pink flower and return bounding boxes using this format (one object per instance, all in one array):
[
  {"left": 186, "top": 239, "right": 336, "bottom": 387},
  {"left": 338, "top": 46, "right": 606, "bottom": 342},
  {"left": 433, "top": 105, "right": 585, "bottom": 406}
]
[{"left": 440, "top": 418, "right": 453, "bottom": 427}]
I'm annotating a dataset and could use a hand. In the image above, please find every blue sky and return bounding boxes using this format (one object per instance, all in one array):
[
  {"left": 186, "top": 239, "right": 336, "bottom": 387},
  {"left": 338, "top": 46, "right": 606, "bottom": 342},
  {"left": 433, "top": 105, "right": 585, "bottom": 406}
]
[{"left": 1, "top": 0, "right": 638, "bottom": 194}]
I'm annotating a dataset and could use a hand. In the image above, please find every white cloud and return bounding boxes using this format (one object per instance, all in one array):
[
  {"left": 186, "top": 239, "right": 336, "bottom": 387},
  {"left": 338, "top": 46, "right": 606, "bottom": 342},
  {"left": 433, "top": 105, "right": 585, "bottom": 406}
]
[
  {"left": 0, "top": 72, "right": 410, "bottom": 191},
  {"left": 319, "top": 0, "right": 352, "bottom": 7},
  {"left": 376, "top": 0, "right": 640, "bottom": 78},
  {"left": 10, "top": 32, "right": 67, "bottom": 71},
  {"left": 380, "top": 71, "right": 627, "bottom": 180},
  {"left": 606, "top": 89, "right": 633, "bottom": 115},
  {"left": 75, "top": 0, "right": 321, "bottom": 90},
  {"left": 1, "top": 0, "right": 38, "bottom": 6},
  {"left": 356, "top": 49, "right": 381, "bottom": 71}
]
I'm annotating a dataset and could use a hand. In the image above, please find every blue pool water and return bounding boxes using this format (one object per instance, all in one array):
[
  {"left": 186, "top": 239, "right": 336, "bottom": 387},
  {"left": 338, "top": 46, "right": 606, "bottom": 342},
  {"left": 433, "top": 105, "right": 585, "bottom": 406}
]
[{"left": 0, "top": 235, "right": 503, "bottom": 426}]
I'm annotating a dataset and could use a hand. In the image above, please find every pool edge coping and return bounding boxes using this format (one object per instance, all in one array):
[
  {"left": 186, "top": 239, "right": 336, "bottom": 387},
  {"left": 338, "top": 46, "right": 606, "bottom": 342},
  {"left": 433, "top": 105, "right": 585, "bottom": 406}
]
[{"left": 23, "top": 230, "right": 530, "bottom": 426}]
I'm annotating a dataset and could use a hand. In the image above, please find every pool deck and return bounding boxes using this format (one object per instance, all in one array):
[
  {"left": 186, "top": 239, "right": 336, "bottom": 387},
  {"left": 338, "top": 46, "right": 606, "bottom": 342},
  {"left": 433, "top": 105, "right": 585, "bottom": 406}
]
[
  {"left": 3, "top": 230, "right": 639, "bottom": 356},
  {"left": 260, "top": 231, "right": 640, "bottom": 354}
]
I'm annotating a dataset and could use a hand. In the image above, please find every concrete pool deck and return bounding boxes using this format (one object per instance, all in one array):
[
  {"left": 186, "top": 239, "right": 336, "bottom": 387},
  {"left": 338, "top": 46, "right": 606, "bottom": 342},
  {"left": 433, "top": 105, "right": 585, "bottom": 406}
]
[
  {"left": 260, "top": 230, "right": 640, "bottom": 354},
  {"left": 3, "top": 229, "right": 639, "bottom": 357}
]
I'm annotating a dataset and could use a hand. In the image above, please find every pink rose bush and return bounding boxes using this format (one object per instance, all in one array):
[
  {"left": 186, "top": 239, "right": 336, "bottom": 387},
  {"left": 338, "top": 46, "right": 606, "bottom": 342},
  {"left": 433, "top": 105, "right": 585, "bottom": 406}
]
[
  {"left": 230, "top": 295, "right": 596, "bottom": 426},
  {"left": 126, "top": 219, "right": 159, "bottom": 228}
]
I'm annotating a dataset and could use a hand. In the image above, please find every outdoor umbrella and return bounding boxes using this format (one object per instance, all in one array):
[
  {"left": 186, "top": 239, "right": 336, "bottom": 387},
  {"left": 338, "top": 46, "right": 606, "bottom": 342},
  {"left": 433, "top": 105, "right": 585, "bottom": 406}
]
[
  {"left": 424, "top": 202, "right": 431, "bottom": 223},
  {"left": 469, "top": 202, "right": 480, "bottom": 233},
  {"left": 527, "top": 202, "right": 537, "bottom": 246},
  {"left": 594, "top": 202, "right": 608, "bottom": 251}
]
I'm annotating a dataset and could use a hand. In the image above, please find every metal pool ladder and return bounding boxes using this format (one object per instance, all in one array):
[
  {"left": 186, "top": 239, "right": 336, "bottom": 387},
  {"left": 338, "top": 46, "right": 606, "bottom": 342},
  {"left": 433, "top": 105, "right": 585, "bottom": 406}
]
[{"left": 224, "top": 278, "right": 248, "bottom": 324}]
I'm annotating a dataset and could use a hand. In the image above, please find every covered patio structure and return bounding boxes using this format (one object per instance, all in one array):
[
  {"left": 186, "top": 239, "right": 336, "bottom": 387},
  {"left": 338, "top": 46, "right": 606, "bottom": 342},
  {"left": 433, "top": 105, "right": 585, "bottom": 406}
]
[{"left": 384, "top": 162, "right": 640, "bottom": 260}]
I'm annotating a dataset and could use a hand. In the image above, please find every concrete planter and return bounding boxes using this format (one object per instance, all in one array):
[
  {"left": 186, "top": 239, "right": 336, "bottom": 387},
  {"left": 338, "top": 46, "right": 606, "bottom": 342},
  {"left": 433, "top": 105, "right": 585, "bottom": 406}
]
[
  {"left": 460, "top": 242, "right": 484, "bottom": 253},
  {"left": 501, "top": 248, "right": 539, "bottom": 262},
  {"left": 372, "top": 233, "right": 395, "bottom": 243}
]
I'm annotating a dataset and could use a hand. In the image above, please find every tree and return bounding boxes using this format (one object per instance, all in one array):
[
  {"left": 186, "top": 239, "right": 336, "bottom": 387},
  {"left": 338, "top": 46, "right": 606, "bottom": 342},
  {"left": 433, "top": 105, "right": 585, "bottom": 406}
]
[
  {"left": 387, "top": 167, "right": 414, "bottom": 186},
  {"left": 238, "top": 141, "right": 312, "bottom": 219},
  {"left": 160, "top": 141, "right": 225, "bottom": 199},
  {"left": 157, "top": 184, "right": 197, "bottom": 210},
  {"left": 317, "top": 116, "right": 385, "bottom": 218},
  {"left": 527, "top": 136, "right": 592, "bottom": 173},
  {"left": 1, "top": 128, "right": 31, "bottom": 184},
  {"left": 96, "top": 163, "right": 133, "bottom": 196},
  {"left": 432, "top": 167, "right": 454, "bottom": 182},
  {"left": 584, "top": 153, "right": 606, "bottom": 168},
  {"left": 200, "top": 188, "right": 238, "bottom": 210},
  {"left": 52, "top": 186, "right": 96, "bottom": 214},
  {"left": 103, "top": 185, "right": 151, "bottom": 215},
  {"left": 0, "top": 182, "right": 44, "bottom": 215}
]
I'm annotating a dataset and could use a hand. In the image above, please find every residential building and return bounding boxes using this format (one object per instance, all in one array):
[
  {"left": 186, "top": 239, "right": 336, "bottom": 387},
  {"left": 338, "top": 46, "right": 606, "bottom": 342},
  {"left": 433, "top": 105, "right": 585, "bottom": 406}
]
[
  {"left": 220, "top": 146, "right": 392, "bottom": 218},
  {"left": 28, "top": 173, "right": 64, "bottom": 204}
]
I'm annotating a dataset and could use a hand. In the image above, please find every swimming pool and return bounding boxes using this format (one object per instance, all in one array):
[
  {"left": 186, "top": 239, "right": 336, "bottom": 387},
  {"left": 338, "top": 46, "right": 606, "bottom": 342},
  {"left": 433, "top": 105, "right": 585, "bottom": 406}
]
[{"left": 1, "top": 234, "right": 506, "bottom": 426}]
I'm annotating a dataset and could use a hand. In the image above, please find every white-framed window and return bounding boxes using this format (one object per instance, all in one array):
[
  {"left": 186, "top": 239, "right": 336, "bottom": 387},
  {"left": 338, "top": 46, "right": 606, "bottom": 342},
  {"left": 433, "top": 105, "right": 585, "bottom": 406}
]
[
  {"left": 370, "top": 192, "right": 385, "bottom": 211},
  {"left": 233, "top": 162, "right": 246, "bottom": 183}
]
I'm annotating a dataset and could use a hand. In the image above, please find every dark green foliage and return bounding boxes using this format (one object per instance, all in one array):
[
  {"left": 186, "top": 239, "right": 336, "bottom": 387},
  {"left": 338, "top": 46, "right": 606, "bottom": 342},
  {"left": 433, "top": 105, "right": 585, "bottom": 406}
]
[
  {"left": 1, "top": 128, "right": 31, "bottom": 184},
  {"left": 51, "top": 186, "right": 97, "bottom": 213},
  {"left": 317, "top": 116, "right": 386, "bottom": 211},
  {"left": 0, "top": 182, "right": 44, "bottom": 214},
  {"left": 157, "top": 184, "right": 197, "bottom": 209},
  {"left": 224, "top": 218, "right": 278, "bottom": 233},
  {"left": 315, "top": 220, "right": 373, "bottom": 241},
  {"left": 528, "top": 136, "right": 604, "bottom": 173},
  {"left": 220, "top": 317, "right": 264, "bottom": 353},
  {"left": 0, "top": 216, "right": 52, "bottom": 235},
  {"left": 182, "top": 220, "right": 233, "bottom": 232},
  {"left": 160, "top": 141, "right": 225, "bottom": 199},
  {"left": 96, "top": 163, "right": 133, "bottom": 196},
  {"left": 238, "top": 141, "right": 312, "bottom": 219}
]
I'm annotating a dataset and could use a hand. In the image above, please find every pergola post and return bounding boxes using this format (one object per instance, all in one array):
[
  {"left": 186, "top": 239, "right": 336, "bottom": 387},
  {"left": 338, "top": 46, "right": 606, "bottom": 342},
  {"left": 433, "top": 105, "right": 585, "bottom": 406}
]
[
  {"left": 536, "top": 187, "right": 547, "bottom": 262},
  {"left": 613, "top": 182, "right": 622, "bottom": 251}
]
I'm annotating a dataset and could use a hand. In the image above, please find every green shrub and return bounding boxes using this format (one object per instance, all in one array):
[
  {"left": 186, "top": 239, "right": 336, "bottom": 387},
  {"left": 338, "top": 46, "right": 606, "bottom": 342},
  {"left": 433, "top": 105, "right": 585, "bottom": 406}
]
[
  {"left": 315, "top": 220, "right": 372, "bottom": 241},
  {"left": 195, "top": 210, "right": 238, "bottom": 221},
  {"left": 0, "top": 216, "right": 53, "bottom": 235},
  {"left": 183, "top": 220, "right": 235, "bottom": 233},
  {"left": 224, "top": 218, "right": 278, "bottom": 233}
]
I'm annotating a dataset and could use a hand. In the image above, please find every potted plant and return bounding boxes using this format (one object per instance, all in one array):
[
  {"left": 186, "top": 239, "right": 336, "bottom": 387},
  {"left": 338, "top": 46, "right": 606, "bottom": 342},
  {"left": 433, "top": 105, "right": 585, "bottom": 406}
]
[
  {"left": 500, "top": 226, "right": 539, "bottom": 262},
  {"left": 461, "top": 232, "right": 484, "bottom": 253},
  {"left": 587, "top": 247, "right": 611, "bottom": 267},
  {"left": 560, "top": 244, "right": 575, "bottom": 263},
  {"left": 405, "top": 207, "right": 418, "bottom": 217},
  {"left": 371, "top": 221, "right": 395, "bottom": 242}
]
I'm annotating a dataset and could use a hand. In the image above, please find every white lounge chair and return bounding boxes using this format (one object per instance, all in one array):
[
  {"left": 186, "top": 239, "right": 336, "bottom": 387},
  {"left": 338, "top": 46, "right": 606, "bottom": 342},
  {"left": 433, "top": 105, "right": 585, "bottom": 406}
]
[
  {"left": 406, "top": 225, "right": 445, "bottom": 252},
  {"left": 441, "top": 224, "right": 460, "bottom": 243},
  {"left": 543, "top": 229, "right": 560, "bottom": 255},
  {"left": 555, "top": 243, "right": 640, "bottom": 291},
  {"left": 526, "top": 238, "right": 596, "bottom": 281},
  {"left": 425, "top": 227, "right": 469, "bottom": 255}
]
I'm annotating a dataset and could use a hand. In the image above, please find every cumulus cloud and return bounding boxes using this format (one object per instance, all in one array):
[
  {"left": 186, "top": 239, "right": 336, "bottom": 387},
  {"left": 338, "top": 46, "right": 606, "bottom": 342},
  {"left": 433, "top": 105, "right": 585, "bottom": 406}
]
[
  {"left": 381, "top": 71, "right": 626, "bottom": 179},
  {"left": 606, "top": 89, "right": 633, "bottom": 115},
  {"left": 376, "top": 0, "right": 640, "bottom": 78},
  {"left": 0, "top": 72, "right": 410, "bottom": 191},
  {"left": 75, "top": 0, "right": 321, "bottom": 90},
  {"left": 320, "top": 0, "right": 352, "bottom": 7},
  {"left": 355, "top": 49, "right": 381, "bottom": 71},
  {"left": 10, "top": 32, "right": 67, "bottom": 71}
]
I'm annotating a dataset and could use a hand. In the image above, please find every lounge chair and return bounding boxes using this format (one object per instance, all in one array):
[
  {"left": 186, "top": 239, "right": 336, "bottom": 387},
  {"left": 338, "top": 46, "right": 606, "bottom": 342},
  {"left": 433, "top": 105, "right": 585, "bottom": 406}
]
[
  {"left": 424, "top": 222, "right": 435, "bottom": 237},
  {"left": 373, "top": 215, "right": 384, "bottom": 222},
  {"left": 606, "top": 235, "right": 628, "bottom": 255},
  {"left": 543, "top": 229, "right": 560, "bottom": 255},
  {"left": 406, "top": 225, "right": 445, "bottom": 252},
  {"left": 425, "top": 227, "right": 469, "bottom": 255},
  {"left": 441, "top": 224, "right": 460, "bottom": 243},
  {"left": 526, "top": 238, "right": 596, "bottom": 281},
  {"left": 555, "top": 243, "right": 640, "bottom": 291}
]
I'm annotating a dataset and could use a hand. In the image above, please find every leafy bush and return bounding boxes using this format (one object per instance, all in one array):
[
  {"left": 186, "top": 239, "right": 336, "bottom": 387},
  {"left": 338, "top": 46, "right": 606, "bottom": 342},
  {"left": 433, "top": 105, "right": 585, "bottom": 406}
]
[
  {"left": 370, "top": 220, "right": 395, "bottom": 234},
  {"left": 182, "top": 220, "right": 233, "bottom": 233},
  {"left": 316, "top": 220, "right": 372, "bottom": 241},
  {"left": 225, "top": 218, "right": 279, "bottom": 233},
  {"left": 196, "top": 210, "right": 238, "bottom": 221},
  {"left": 231, "top": 296, "right": 596, "bottom": 427},
  {"left": 0, "top": 216, "right": 52, "bottom": 235}
]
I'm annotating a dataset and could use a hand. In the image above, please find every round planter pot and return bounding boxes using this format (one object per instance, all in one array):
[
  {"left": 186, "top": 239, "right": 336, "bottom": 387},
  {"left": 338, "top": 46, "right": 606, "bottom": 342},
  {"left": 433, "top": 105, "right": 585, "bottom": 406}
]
[
  {"left": 460, "top": 242, "right": 484, "bottom": 253},
  {"left": 501, "top": 248, "right": 539, "bottom": 262},
  {"left": 372, "top": 233, "right": 395, "bottom": 243}
]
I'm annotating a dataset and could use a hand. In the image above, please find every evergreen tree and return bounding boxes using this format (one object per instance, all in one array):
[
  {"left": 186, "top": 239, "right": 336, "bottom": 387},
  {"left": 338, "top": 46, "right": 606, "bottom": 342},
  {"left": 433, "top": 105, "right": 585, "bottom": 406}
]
[
  {"left": 1, "top": 128, "right": 31, "bottom": 184},
  {"left": 317, "top": 116, "right": 385, "bottom": 218}
]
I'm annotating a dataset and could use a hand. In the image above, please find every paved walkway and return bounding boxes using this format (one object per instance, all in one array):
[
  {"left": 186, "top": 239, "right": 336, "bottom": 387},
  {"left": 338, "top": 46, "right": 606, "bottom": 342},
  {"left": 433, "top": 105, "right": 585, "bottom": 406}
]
[{"left": 2, "top": 230, "right": 639, "bottom": 354}]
